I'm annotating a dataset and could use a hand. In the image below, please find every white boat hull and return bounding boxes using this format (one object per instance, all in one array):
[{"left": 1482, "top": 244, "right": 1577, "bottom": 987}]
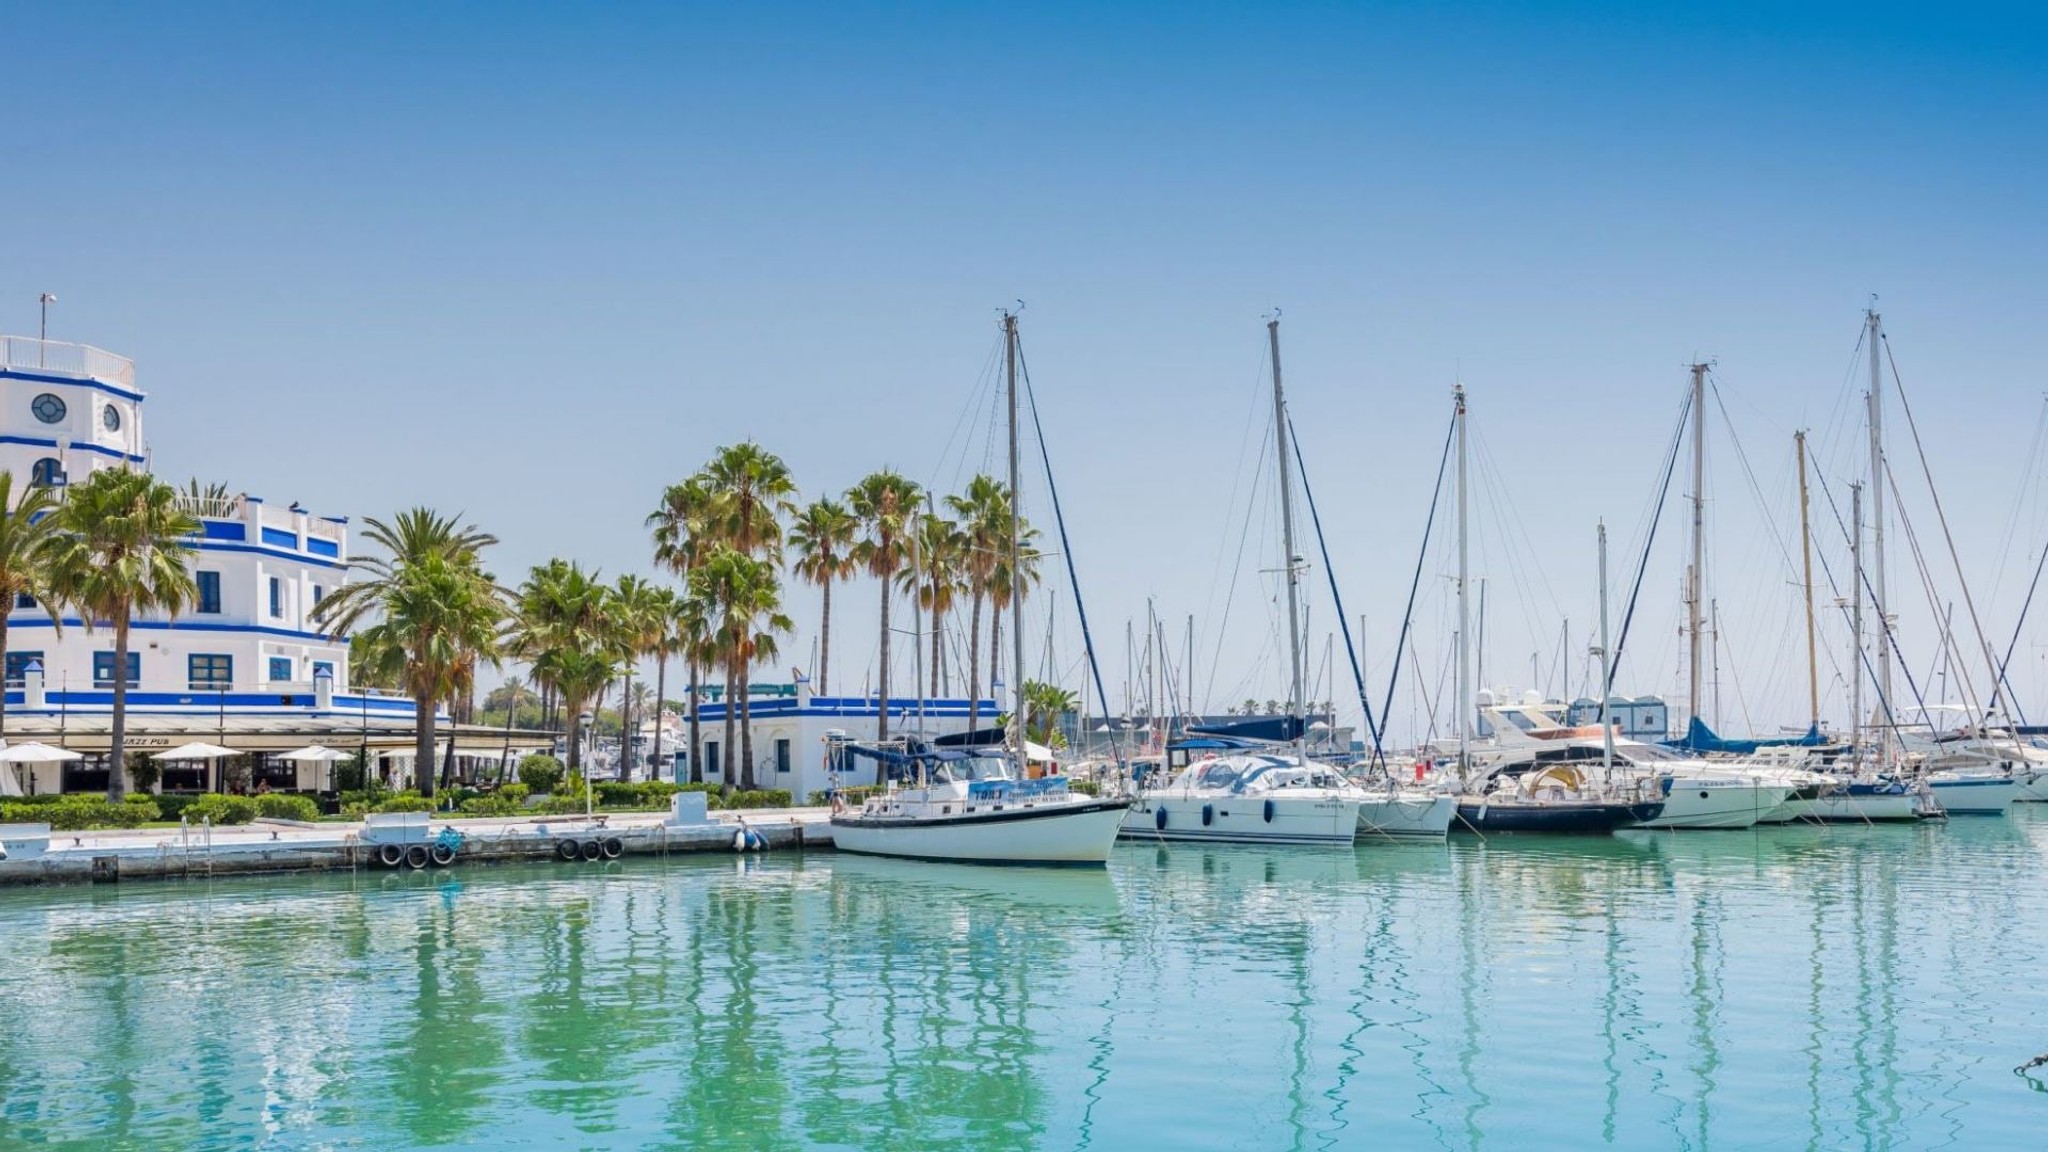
[
  {"left": 1357, "top": 792, "right": 1456, "bottom": 839},
  {"left": 831, "top": 799, "right": 1130, "bottom": 865},
  {"left": 2013, "top": 771, "right": 2048, "bottom": 802},
  {"left": 1630, "top": 783, "right": 1793, "bottom": 830},
  {"left": 1927, "top": 775, "right": 2018, "bottom": 816},
  {"left": 1121, "top": 793, "right": 1362, "bottom": 845}
]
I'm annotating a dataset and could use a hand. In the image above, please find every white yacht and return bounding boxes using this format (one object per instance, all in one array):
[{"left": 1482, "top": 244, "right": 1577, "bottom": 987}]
[
  {"left": 1351, "top": 782, "right": 1458, "bottom": 839},
  {"left": 830, "top": 749, "right": 1130, "bottom": 866},
  {"left": 1121, "top": 752, "right": 1363, "bottom": 846}
]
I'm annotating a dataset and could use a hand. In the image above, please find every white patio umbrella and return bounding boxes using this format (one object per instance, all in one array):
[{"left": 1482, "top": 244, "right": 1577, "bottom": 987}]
[
  {"left": 276, "top": 744, "right": 348, "bottom": 791},
  {"left": 152, "top": 742, "right": 241, "bottom": 761},
  {"left": 0, "top": 741, "right": 78, "bottom": 797}
]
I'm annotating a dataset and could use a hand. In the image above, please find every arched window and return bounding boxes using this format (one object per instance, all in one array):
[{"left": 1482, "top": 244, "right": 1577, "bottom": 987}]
[{"left": 29, "top": 458, "right": 64, "bottom": 487}]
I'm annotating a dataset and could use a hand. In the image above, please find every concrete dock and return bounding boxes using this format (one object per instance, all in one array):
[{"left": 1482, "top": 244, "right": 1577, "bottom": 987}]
[{"left": 0, "top": 801, "right": 839, "bottom": 886}]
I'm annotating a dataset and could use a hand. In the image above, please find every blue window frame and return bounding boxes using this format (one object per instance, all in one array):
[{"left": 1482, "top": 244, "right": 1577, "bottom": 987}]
[
  {"left": 312, "top": 660, "right": 334, "bottom": 681},
  {"left": 13, "top": 592, "right": 32, "bottom": 610},
  {"left": 311, "top": 584, "right": 324, "bottom": 608},
  {"left": 189, "top": 653, "right": 232, "bottom": 690},
  {"left": 29, "top": 458, "right": 63, "bottom": 488},
  {"left": 775, "top": 738, "right": 791, "bottom": 774},
  {"left": 268, "top": 656, "right": 292, "bottom": 681},
  {"left": 196, "top": 571, "right": 222, "bottom": 614},
  {"left": 268, "top": 577, "right": 283, "bottom": 618},
  {"left": 93, "top": 651, "right": 140, "bottom": 688},
  {"left": 5, "top": 651, "right": 44, "bottom": 686}
]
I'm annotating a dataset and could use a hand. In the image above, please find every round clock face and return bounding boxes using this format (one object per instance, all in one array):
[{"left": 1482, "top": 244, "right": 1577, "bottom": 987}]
[
  {"left": 31, "top": 394, "right": 66, "bottom": 424},
  {"left": 102, "top": 404, "right": 121, "bottom": 432}
]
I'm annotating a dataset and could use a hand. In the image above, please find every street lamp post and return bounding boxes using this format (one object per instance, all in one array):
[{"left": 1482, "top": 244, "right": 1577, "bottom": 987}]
[
  {"left": 37, "top": 294, "right": 54, "bottom": 366},
  {"left": 579, "top": 710, "right": 594, "bottom": 817}
]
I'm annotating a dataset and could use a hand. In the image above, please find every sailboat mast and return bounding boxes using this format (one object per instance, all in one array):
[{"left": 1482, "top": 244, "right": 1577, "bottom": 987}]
[
  {"left": 1455, "top": 383, "right": 1470, "bottom": 772},
  {"left": 1851, "top": 481, "right": 1865, "bottom": 766},
  {"left": 1866, "top": 309, "right": 1891, "bottom": 767},
  {"left": 1599, "top": 519, "right": 1614, "bottom": 777},
  {"left": 1268, "top": 319, "right": 1306, "bottom": 739},
  {"left": 1004, "top": 311, "right": 1028, "bottom": 779},
  {"left": 1796, "top": 430, "right": 1820, "bottom": 732},
  {"left": 1688, "top": 361, "right": 1708, "bottom": 735}
]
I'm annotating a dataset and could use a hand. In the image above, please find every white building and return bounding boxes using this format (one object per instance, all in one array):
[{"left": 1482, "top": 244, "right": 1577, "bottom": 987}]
[
  {"left": 0, "top": 334, "right": 478, "bottom": 794},
  {"left": 690, "top": 683, "right": 1001, "bottom": 802}
]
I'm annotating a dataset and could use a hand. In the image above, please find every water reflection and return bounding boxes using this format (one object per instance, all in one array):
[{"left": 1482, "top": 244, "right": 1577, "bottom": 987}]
[{"left": 0, "top": 815, "right": 2045, "bottom": 1149}]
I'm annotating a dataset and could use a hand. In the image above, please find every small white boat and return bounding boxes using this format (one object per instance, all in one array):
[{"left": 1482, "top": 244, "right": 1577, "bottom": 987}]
[
  {"left": 1121, "top": 754, "right": 1362, "bottom": 846},
  {"left": 830, "top": 751, "right": 1130, "bottom": 866},
  {"left": 1354, "top": 788, "right": 1458, "bottom": 839},
  {"left": 1923, "top": 767, "right": 2018, "bottom": 816}
]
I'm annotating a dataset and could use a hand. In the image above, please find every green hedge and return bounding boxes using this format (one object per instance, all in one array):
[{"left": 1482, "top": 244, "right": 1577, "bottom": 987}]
[
  {"left": 0, "top": 796, "right": 161, "bottom": 831},
  {"left": 1067, "top": 779, "right": 1101, "bottom": 797},
  {"left": 725, "top": 789, "right": 792, "bottom": 809},
  {"left": 184, "top": 794, "right": 259, "bottom": 826},
  {"left": 497, "top": 782, "right": 531, "bottom": 805},
  {"left": 255, "top": 794, "right": 321, "bottom": 822},
  {"left": 372, "top": 792, "right": 434, "bottom": 814},
  {"left": 516, "top": 754, "right": 565, "bottom": 794},
  {"left": 593, "top": 780, "right": 687, "bottom": 810},
  {"left": 457, "top": 796, "right": 522, "bottom": 818},
  {"left": 808, "top": 785, "right": 885, "bottom": 806}
]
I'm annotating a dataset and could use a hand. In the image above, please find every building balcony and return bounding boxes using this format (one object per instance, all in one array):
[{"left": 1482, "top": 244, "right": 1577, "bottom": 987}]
[{"left": 0, "top": 336, "right": 137, "bottom": 389}]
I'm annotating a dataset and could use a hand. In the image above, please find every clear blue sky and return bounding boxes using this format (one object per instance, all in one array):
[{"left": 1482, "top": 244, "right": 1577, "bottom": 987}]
[{"left": 6, "top": 2, "right": 2046, "bottom": 742}]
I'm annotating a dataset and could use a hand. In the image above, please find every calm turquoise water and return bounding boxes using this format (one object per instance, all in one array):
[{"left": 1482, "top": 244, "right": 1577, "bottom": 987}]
[{"left": 3, "top": 813, "right": 2047, "bottom": 1151}]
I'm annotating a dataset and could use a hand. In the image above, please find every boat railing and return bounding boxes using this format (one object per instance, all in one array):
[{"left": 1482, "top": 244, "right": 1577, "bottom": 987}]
[{"left": 0, "top": 336, "right": 137, "bottom": 388}]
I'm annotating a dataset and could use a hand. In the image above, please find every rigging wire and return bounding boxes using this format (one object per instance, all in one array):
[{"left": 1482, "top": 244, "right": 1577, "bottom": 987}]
[
  {"left": 1377, "top": 402, "right": 1458, "bottom": 759},
  {"left": 1607, "top": 385, "right": 1694, "bottom": 693},
  {"left": 1286, "top": 411, "right": 1383, "bottom": 763}
]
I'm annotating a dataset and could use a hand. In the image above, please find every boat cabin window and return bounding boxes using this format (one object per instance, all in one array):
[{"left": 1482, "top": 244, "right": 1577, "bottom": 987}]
[{"left": 929, "top": 755, "right": 1015, "bottom": 784}]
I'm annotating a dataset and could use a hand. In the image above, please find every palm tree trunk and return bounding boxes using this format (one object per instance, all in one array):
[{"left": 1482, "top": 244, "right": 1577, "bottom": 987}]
[
  {"left": 990, "top": 608, "right": 1002, "bottom": 715},
  {"left": 652, "top": 653, "right": 668, "bottom": 781},
  {"left": 620, "top": 664, "right": 634, "bottom": 782},
  {"left": 967, "top": 591, "right": 983, "bottom": 734},
  {"left": 414, "top": 688, "right": 437, "bottom": 796},
  {"left": 565, "top": 693, "right": 583, "bottom": 776},
  {"left": 722, "top": 668, "right": 737, "bottom": 784},
  {"left": 687, "top": 658, "right": 702, "bottom": 784},
  {"left": 931, "top": 591, "right": 943, "bottom": 699},
  {"left": 739, "top": 664, "right": 756, "bottom": 791},
  {"left": 107, "top": 619, "right": 131, "bottom": 801},
  {"left": 877, "top": 568, "right": 892, "bottom": 738},
  {"left": 818, "top": 577, "right": 832, "bottom": 695}
]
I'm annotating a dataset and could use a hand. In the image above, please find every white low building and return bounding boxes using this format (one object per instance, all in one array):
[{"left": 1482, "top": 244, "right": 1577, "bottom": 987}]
[{"left": 689, "top": 683, "right": 1001, "bottom": 802}]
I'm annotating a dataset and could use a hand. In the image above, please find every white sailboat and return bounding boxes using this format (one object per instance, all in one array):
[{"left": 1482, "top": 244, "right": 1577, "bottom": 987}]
[{"left": 829, "top": 310, "right": 1130, "bottom": 865}]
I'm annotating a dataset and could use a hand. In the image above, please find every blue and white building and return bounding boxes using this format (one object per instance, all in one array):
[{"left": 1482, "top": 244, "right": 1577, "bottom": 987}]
[
  {"left": 0, "top": 335, "right": 510, "bottom": 794},
  {"left": 690, "top": 680, "right": 1001, "bottom": 801}
]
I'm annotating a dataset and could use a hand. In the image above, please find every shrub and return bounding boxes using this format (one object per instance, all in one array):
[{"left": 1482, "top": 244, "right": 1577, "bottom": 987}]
[
  {"left": 184, "top": 794, "right": 259, "bottom": 826},
  {"left": 256, "top": 794, "right": 320, "bottom": 823},
  {"left": 726, "top": 789, "right": 792, "bottom": 810},
  {"left": 341, "top": 802, "right": 371, "bottom": 821},
  {"left": 1067, "top": 779, "right": 1101, "bottom": 797},
  {"left": 458, "top": 796, "right": 521, "bottom": 818},
  {"left": 535, "top": 793, "right": 588, "bottom": 816},
  {"left": 373, "top": 792, "right": 434, "bottom": 814},
  {"left": 0, "top": 796, "right": 161, "bottom": 831},
  {"left": 639, "top": 781, "right": 682, "bottom": 802},
  {"left": 154, "top": 794, "right": 197, "bottom": 821},
  {"left": 517, "top": 754, "right": 565, "bottom": 794},
  {"left": 497, "top": 782, "right": 531, "bottom": 804},
  {"left": 594, "top": 781, "right": 642, "bottom": 808}
]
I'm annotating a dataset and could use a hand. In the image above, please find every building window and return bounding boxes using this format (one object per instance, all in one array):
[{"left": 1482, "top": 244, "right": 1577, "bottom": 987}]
[
  {"left": 29, "top": 458, "right": 63, "bottom": 488},
  {"left": 268, "top": 577, "right": 283, "bottom": 618},
  {"left": 268, "top": 656, "right": 292, "bottom": 681},
  {"left": 4, "top": 651, "right": 44, "bottom": 687},
  {"left": 775, "top": 738, "right": 791, "bottom": 774},
  {"left": 704, "top": 741, "right": 720, "bottom": 775},
  {"left": 92, "top": 651, "right": 140, "bottom": 688},
  {"left": 102, "top": 404, "right": 121, "bottom": 432},
  {"left": 13, "top": 592, "right": 32, "bottom": 610},
  {"left": 31, "top": 393, "right": 65, "bottom": 424},
  {"left": 312, "top": 660, "right": 334, "bottom": 682},
  {"left": 311, "top": 585, "right": 324, "bottom": 608},
  {"left": 196, "top": 571, "right": 221, "bottom": 614},
  {"left": 189, "top": 653, "right": 233, "bottom": 690}
]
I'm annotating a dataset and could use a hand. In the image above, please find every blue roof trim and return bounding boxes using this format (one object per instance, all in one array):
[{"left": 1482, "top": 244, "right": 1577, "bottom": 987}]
[
  {"left": 3, "top": 617, "right": 345, "bottom": 643},
  {"left": 0, "top": 434, "right": 146, "bottom": 464},
  {"left": 0, "top": 368, "right": 147, "bottom": 403},
  {"left": 199, "top": 520, "right": 247, "bottom": 542},
  {"left": 193, "top": 540, "right": 348, "bottom": 569},
  {"left": 260, "top": 526, "right": 297, "bottom": 549},
  {"left": 306, "top": 537, "right": 340, "bottom": 558}
]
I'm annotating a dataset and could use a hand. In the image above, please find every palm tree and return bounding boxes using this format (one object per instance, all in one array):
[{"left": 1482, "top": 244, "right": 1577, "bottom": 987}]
[
  {"left": 689, "top": 547, "right": 792, "bottom": 790},
  {"left": 847, "top": 470, "right": 922, "bottom": 738},
  {"left": 946, "top": 475, "right": 1008, "bottom": 733},
  {"left": 988, "top": 527, "right": 1044, "bottom": 705},
  {"left": 649, "top": 476, "right": 718, "bottom": 784},
  {"left": 47, "top": 468, "right": 200, "bottom": 800},
  {"left": 672, "top": 587, "right": 715, "bottom": 783},
  {"left": 646, "top": 586, "right": 681, "bottom": 779},
  {"left": 789, "top": 498, "right": 858, "bottom": 695},
  {"left": 900, "top": 510, "right": 963, "bottom": 698},
  {"left": 1020, "top": 680, "right": 1078, "bottom": 747},
  {"left": 611, "top": 573, "right": 668, "bottom": 781},
  {"left": 699, "top": 442, "right": 799, "bottom": 562},
  {"left": 315, "top": 507, "right": 501, "bottom": 795},
  {"left": 510, "top": 560, "right": 618, "bottom": 778},
  {"left": 0, "top": 473, "right": 66, "bottom": 744}
]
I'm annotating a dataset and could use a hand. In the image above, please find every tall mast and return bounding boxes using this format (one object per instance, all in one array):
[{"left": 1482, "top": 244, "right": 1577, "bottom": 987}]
[
  {"left": 1687, "top": 361, "right": 1708, "bottom": 736},
  {"left": 1866, "top": 309, "right": 1891, "bottom": 768},
  {"left": 1455, "top": 383, "right": 1470, "bottom": 772},
  {"left": 1598, "top": 519, "right": 1613, "bottom": 778},
  {"left": 1268, "top": 318, "right": 1306, "bottom": 741},
  {"left": 1796, "top": 430, "right": 1820, "bottom": 733},
  {"left": 1851, "top": 482, "right": 1865, "bottom": 766},
  {"left": 1004, "top": 310, "right": 1027, "bottom": 779}
]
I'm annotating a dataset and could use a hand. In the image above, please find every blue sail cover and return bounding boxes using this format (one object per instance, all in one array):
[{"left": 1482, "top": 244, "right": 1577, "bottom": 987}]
[
  {"left": 1186, "top": 717, "right": 1306, "bottom": 744},
  {"left": 1663, "top": 716, "right": 1825, "bottom": 754}
]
